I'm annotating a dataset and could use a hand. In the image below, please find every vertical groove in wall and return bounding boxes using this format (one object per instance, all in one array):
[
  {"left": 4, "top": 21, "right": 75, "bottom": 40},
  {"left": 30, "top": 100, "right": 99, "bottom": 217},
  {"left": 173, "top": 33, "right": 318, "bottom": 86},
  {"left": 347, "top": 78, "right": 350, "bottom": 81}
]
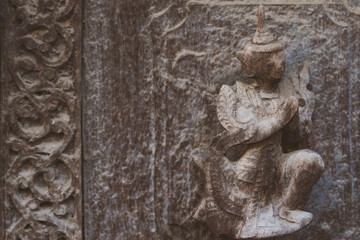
[
  {"left": 1, "top": 0, "right": 83, "bottom": 239},
  {"left": 81, "top": 0, "right": 86, "bottom": 238},
  {"left": 0, "top": 1, "right": 6, "bottom": 238}
]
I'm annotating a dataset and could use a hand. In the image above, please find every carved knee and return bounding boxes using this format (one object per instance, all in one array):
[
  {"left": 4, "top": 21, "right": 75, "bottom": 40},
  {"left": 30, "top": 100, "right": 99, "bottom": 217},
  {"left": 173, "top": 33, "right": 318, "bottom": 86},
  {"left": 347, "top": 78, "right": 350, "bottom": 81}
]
[
  {"left": 303, "top": 151, "right": 325, "bottom": 177},
  {"left": 293, "top": 151, "right": 324, "bottom": 193}
]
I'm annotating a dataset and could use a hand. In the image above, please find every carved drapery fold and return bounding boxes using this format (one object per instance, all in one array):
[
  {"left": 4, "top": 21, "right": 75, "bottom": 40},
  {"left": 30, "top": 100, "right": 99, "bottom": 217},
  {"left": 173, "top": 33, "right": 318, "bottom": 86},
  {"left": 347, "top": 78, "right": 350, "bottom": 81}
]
[{"left": 1, "top": 0, "right": 82, "bottom": 239}]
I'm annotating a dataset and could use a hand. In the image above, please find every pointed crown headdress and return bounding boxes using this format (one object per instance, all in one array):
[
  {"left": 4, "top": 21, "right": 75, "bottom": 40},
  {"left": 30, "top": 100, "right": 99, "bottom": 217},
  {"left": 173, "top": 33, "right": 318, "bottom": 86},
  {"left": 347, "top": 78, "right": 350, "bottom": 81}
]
[{"left": 241, "top": 5, "right": 283, "bottom": 53}]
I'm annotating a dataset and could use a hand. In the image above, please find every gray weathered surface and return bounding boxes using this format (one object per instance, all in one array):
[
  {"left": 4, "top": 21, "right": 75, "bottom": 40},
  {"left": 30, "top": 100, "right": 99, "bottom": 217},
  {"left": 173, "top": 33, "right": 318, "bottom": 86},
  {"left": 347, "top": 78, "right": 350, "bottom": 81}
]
[
  {"left": 1, "top": 0, "right": 357, "bottom": 239},
  {"left": 82, "top": 1, "right": 360, "bottom": 239}
]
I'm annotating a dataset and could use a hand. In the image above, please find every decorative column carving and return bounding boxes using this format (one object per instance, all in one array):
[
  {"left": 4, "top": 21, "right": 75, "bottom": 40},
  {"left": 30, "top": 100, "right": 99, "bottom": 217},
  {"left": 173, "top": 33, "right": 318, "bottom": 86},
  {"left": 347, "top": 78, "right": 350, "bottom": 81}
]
[
  {"left": 1, "top": 0, "right": 82, "bottom": 239},
  {"left": 191, "top": 6, "right": 324, "bottom": 239}
]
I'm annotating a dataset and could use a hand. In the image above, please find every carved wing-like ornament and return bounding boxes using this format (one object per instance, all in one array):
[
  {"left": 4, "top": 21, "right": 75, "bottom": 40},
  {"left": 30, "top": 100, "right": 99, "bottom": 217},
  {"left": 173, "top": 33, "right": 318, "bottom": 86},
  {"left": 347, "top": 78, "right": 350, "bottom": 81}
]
[{"left": 217, "top": 85, "right": 257, "bottom": 140}]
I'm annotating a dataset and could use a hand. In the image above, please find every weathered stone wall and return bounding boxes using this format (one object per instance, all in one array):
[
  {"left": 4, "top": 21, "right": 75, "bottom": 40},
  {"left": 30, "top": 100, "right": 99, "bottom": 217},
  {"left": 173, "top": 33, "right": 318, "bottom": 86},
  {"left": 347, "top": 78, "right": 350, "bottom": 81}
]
[
  {"left": 82, "top": 1, "right": 360, "bottom": 239},
  {"left": 1, "top": 0, "right": 359, "bottom": 239}
]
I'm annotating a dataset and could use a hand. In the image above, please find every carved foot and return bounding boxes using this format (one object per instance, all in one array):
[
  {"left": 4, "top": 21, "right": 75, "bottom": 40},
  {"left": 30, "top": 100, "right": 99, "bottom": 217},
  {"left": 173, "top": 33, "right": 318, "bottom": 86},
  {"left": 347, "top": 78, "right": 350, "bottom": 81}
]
[
  {"left": 279, "top": 207, "right": 313, "bottom": 226},
  {"left": 238, "top": 205, "right": 313, "bottom": 239}
]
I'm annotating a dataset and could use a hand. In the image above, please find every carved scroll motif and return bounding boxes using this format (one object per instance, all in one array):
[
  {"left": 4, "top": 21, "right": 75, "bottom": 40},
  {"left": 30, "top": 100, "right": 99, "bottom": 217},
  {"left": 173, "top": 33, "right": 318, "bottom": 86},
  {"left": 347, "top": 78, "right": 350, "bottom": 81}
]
[{"left": 3, "top": 0, "right": 82, "bottom": 239}]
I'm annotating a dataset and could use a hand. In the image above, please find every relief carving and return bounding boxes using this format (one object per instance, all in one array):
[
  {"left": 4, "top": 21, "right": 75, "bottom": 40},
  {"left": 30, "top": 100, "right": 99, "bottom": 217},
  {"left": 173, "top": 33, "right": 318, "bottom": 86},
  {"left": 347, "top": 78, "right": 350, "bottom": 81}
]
[
  {"left": 191, "top": 6, "right": 324, "bottom": 239},
  {"left": 3, "top": 0, "right": 82, "bottom": 239}
]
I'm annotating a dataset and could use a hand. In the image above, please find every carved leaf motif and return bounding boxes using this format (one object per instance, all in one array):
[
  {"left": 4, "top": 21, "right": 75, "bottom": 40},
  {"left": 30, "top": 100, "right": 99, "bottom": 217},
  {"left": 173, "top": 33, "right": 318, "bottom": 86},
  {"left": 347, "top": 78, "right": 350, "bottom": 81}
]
[{"left": 4, "top": 0, "right": 81, "bottom": 239}]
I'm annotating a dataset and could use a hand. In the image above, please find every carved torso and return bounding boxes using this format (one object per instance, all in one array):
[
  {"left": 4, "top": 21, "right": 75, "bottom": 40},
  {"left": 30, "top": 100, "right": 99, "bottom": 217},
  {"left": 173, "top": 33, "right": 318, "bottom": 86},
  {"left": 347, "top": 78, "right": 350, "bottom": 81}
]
[
  {"left": 192, "top": 77, "right": 324, "bottom": 239},
  {"left": 216, "top": 81, "right": 286, "bottom": 214}
]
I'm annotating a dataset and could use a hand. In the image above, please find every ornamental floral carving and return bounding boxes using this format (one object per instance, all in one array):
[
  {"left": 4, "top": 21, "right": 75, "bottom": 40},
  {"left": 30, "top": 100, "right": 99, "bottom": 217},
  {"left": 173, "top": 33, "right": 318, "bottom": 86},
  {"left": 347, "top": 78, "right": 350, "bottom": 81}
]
[{"left": 3, "top": 0, "right": 82, "bottom": 239}]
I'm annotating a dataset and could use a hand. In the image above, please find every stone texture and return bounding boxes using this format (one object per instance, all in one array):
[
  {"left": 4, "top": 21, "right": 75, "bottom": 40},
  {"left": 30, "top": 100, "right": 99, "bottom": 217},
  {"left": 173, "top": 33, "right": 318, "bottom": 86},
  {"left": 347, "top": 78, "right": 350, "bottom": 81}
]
[
  {"left": 82, "top": 1, "right": 360, "bottom": 239},
  {"left": 1, "top": 0, "right": 359, "bottom": 240}
]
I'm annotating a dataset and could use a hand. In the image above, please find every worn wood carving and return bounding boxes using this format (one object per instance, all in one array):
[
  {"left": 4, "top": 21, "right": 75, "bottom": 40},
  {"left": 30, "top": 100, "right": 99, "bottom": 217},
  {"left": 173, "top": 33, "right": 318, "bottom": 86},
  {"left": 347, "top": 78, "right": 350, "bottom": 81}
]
[
  {"left": 2, "top": 0, "right": 82, "bottom": 239},
  {"left": 191, "top": 6, "right": 324, "bottom": 239}
]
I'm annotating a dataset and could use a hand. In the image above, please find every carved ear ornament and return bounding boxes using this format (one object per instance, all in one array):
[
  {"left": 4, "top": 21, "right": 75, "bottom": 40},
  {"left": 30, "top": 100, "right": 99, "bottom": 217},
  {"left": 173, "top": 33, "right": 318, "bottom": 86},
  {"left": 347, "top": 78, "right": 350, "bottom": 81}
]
[{"left": 235, "top": 51, "right": 261, "bottom": 77}]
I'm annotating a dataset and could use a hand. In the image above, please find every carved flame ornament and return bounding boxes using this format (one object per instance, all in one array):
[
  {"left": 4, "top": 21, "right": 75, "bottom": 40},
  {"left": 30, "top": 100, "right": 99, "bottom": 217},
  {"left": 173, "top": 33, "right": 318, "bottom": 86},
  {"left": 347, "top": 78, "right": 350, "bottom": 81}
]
[
  {"left": 3, "top": 0, "right": 82, "bottom": 239},
  {"left": 191, "top": 6, "right": 324, "bottom": 239}
]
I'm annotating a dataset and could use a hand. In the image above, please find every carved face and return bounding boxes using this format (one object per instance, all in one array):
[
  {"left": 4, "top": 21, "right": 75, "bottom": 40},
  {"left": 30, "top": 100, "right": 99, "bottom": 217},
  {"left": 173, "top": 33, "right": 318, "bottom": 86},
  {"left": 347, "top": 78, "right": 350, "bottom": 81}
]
[
  {"left": 260, "top": 50, "right": 285, "bottom": 82},
  {"left": 237, "top": 50, "right": 285, "bottom": 84}
]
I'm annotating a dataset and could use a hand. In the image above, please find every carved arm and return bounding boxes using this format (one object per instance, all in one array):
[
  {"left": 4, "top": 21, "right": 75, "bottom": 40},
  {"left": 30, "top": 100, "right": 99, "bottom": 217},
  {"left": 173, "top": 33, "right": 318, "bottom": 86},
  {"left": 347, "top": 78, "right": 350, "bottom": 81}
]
[
  {"left": 246, "top": 96, "right": 299, "bottom": 143},
  {"left": 216, "top": 85, "right": 298, "bottom": 151}
]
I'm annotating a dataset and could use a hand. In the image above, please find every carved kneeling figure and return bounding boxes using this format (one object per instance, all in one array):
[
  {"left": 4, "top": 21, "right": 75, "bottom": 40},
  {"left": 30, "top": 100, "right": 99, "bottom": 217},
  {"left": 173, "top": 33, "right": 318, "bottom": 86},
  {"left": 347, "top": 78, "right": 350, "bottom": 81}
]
[{"left": 191, "top": 6, "right": 324, "bottom": 239}]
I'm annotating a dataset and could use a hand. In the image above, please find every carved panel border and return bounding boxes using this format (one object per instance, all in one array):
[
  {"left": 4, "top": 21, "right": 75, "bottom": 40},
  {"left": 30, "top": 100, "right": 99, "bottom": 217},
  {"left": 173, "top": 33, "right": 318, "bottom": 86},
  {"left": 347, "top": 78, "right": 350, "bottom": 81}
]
[
  {"left": 150, "top": 0, "right": 359, "bottom": 37},
  {"left": 1, "top": 0, "right": 82, "bottom": 239}
]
